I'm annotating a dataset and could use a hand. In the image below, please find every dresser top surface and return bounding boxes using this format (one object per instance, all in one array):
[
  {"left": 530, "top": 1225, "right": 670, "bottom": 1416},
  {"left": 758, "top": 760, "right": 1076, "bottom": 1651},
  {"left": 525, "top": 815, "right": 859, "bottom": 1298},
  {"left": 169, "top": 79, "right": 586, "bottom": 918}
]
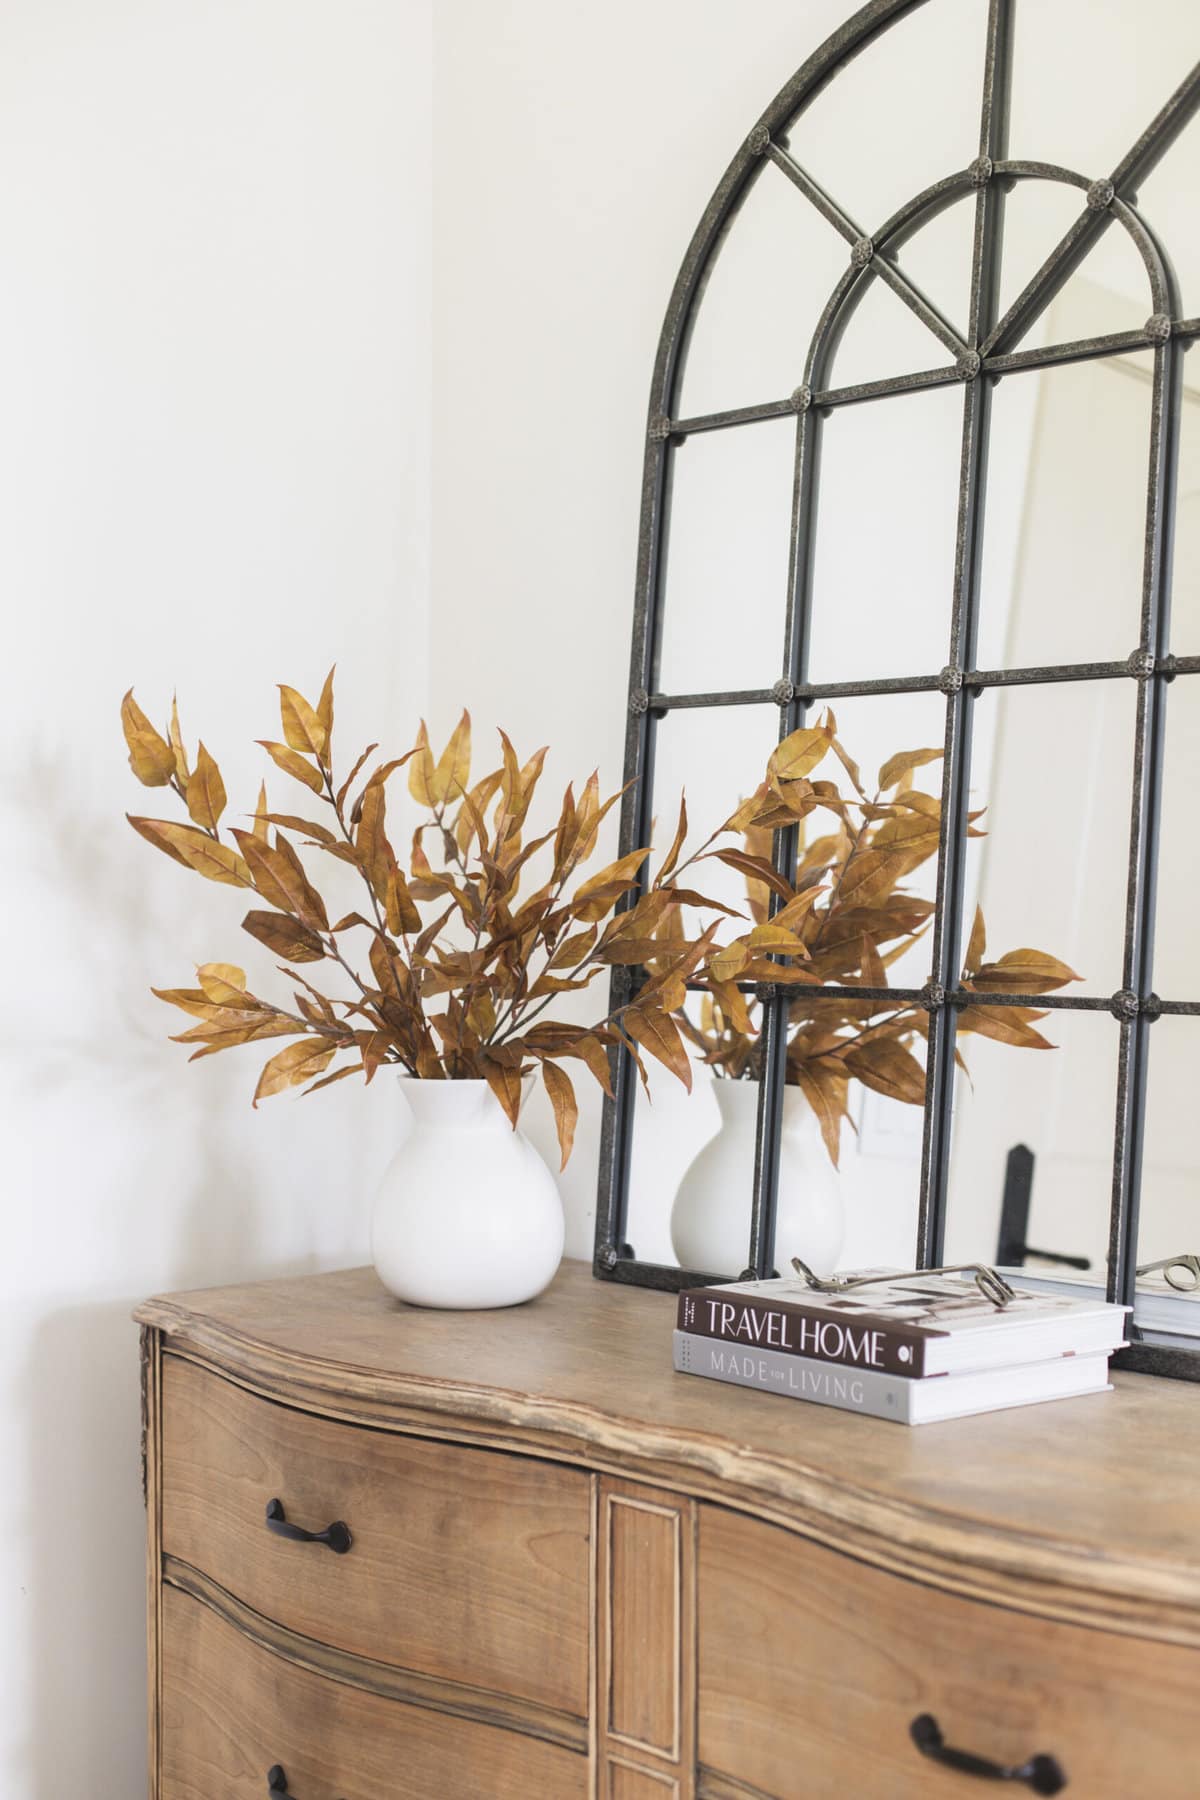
[{"left": 138, "top": 1258, "right": 1200, "bottom": 1642}]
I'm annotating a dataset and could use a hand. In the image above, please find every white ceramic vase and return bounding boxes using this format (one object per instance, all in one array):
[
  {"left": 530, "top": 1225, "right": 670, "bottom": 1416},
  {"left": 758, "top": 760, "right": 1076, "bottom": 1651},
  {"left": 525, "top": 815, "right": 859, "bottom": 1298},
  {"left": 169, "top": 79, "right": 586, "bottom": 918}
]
[
  {"left": 670, "top": 1078, "right": 845, "bottom": 1276},
  {"left": 372, "top": 1077, "right": 565, "bottom": 1309}
]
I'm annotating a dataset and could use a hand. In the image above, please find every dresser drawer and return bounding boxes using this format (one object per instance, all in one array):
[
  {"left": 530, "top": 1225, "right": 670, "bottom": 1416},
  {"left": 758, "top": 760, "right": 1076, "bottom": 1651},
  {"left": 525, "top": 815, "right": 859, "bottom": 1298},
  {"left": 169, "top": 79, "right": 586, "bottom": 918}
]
[
  {"left": 160, "top": 1354, "right": 590, "bottom": 1716},
  {"left": 161, "top": 1581, "right": 586, "bottom": 1798},
  {"left": 697, "top": 1505, "right": 1200, "bottom": 1800}
]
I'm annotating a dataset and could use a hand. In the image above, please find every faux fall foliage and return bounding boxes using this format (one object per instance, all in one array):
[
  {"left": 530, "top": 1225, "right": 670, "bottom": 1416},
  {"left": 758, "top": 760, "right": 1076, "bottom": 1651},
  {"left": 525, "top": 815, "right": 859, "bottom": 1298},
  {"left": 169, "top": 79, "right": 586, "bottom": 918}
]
[
  {"left": 121, "top": 672, "right": 821, "bottom": 1166},
  {"left": 122, "top": 680, "right": 1078, "bottom": 1169},
  {"left": 675, "top": 710, "right": 1080, "bottom": 1163}
]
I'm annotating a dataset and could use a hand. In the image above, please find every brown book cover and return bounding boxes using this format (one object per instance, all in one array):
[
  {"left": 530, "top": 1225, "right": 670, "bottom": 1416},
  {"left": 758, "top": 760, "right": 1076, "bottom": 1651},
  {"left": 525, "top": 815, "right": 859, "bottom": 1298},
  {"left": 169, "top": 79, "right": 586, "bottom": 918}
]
[
  {"left": 676, "top": 1272, "right": 1130, "bottom": 1380},
  {"left": 676, "top": 1282, "right": 933, "bottom": 1376}
]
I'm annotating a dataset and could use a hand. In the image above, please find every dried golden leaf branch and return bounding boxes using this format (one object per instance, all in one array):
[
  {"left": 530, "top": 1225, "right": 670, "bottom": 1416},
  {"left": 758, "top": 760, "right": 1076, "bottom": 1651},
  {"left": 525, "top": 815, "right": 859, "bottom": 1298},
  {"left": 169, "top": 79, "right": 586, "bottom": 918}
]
[
  {"left": 122, "top": 673, "right": 736, "bottom": 1157},
  {"left": 679, "top": 709, "right": 1081, "bottom": 1165}
]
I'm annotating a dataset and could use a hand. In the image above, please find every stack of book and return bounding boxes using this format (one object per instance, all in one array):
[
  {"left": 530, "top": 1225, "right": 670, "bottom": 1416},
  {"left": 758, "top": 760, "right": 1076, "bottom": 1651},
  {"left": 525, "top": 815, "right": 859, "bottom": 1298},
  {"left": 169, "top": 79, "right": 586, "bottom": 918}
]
[{"left": 673, "top": 1270, "right": 1130, "bottom": 1425}]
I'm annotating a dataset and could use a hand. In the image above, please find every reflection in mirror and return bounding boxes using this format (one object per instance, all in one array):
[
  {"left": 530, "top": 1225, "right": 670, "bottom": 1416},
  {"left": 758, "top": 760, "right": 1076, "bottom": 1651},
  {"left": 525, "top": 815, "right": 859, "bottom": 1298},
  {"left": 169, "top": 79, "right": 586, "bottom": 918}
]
[
  {"left": 992, "top": 181, "right": 1090, "bottom": 339},
  {"left": 1136, "top": 1018, "right": 1200, "bottom": 1343},
  {"left": 784, "top": 0, "right": 987, "bottom": 232},
  {"left": 962, "top": 678, "right": 1132, "bottom": 997},
  {"left": 1137, "top": 99, "right": 1200, "bottom": 322},
  {"left": 1167, "top": 366, "right": 1200, "bottom": 656},
  {"left": 750, "top": 692, "right": 947, "bottom": 1275},
  {"left": 676, "top": 162, "right": 849, "bottom": 423},
  {"left": 976, "top": 333, "right": 1153, "bottom": 672},
  {"left": 625, "top": 995, "right": 760, "bottom": 1275},
  {"left": 606, "top": 0, "right": 1200, "bottom": 1346},
  {"left": 623, "top": 704, "right": 778, "bottom": 1271},
  {"left": 886, "top": 196, "right": 978, "bottom": 352},
  {"left": 629, "top": 695, "right": 952, "bottom": 1274},
  {"left": 1151, "top": 675, "right": 1200, "bottom": 999},
  {"left": 944, "top": 1010, "right": 1119, "bottom": 1279},
  {"left": 826, "top": 249, "right": 962, "bottom": 392},
  {"left": 806, "top": 383, "right": 962, "bottom": 685},
  {"left": 1008, "top": 0, "right": 1196, "bottom": 195},
  {"left": 993, "top": 181, "right": 1152, "bottom": 355},
  {"left": 656, "top": 416, "right": 796, "bottom": 696},
  {"left": 647, "top": 702, "right": 780, "bottom": 928}
]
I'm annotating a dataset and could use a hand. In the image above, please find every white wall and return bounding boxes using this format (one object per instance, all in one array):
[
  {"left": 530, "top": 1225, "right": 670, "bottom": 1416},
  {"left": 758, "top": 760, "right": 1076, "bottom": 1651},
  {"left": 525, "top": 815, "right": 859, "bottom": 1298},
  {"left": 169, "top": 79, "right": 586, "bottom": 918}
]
[
  {"left": 0, "top": 3, "right": 432, "bottom": 1791},
  {"left": 429, "top": 0, "right": 857, "bottom": 1254}
]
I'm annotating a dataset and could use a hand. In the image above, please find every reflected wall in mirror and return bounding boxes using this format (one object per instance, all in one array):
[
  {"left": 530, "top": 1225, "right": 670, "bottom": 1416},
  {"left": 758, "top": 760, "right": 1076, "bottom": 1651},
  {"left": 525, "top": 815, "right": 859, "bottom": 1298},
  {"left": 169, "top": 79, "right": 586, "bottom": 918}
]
[
  {"left": 1136, "top": 1019, "right": 1200, "bottom": 1347},
  {"left": 597, "top": 0, "right": 1200, "bottom": 1380}
]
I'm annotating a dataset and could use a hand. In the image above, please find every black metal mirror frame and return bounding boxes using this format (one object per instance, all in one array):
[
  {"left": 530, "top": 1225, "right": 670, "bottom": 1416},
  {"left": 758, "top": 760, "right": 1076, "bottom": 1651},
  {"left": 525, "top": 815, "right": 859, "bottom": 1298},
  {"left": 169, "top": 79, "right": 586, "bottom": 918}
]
[{"left": 592, "top": 0, "right": 1200, "bottom": 1380}]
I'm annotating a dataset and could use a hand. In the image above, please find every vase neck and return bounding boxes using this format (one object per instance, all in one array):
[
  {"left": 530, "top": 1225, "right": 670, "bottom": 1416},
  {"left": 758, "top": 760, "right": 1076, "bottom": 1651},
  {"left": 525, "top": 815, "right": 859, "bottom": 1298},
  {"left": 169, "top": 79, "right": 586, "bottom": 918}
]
[
  {"left": 711, "top": 1077, "right": 761, "bottom": 1123},
  {"left": 396, "top": 1076, "right": 507, "bottom": 1129}
]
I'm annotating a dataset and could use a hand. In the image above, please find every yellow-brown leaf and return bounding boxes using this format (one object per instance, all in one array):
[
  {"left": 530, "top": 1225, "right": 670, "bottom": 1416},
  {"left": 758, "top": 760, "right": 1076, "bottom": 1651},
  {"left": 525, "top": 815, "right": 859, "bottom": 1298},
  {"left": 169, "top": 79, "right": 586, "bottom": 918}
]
[
  {"left": 127, "top": 815, "right": 251, "bottom": 886},
  {"left": 624, "top": 1007, "right": 692, "bottom": 1090},
  {"left": 168, "top": 696, "right": 190, "bottom": 782},
  {"left": 769, "top": 724, "right": 832, "bottom": 785},
  {"left": 964, "top": 904, "right": 986, "bottom": 977},
  {"left": 431, "top": 710, "right": 471, "bottom": 806},
  {"left": 234, "top": 831, "right": 328, "bottom": 930},
  {"left": 253, "top": 782, "right": 270, "bottom": 843},
  {"left": 258, "top": 740, "right": 326, "bottom": 795},
  {"left": 196, "top": 962, "right": 247, "bottom": 1005},
  {"left": 278, "top": 685, "right": 327, "bottom": 759},
  {"left": 541, "top": 1060, "right": 578, "bottom": 1168},
  {"left": 707, "top": 941, "right": 750, "bottom": 984},
  {"left": 957, "top": 1004, "right": 1054, "bottom": 1049},
  {"left": 121, "top": 691, "right": 177, "bottom": 787},
  {"left": 408, "top": 721, "right": 436, "bottom": 807},
  {"left": 253, "top": 1037, "right": 337, "bottom": 1105},
  {"left": 241, "top": 909, "right": 326, "bottom": 963},
  {"left": 970, "top": 949, "right": 1081, "bottom": 994},
  {"left": 316, "top": 666, "right": 335, "bottom": 740},
  {"left": 185, "top": 741, "right": 227, "bottom": 831},
  {"left": 480, "top": 1055, "right": 523, "bottom": 1127},
  {"left": 878, "top": 745, "right": 944, "bottom": 791}
]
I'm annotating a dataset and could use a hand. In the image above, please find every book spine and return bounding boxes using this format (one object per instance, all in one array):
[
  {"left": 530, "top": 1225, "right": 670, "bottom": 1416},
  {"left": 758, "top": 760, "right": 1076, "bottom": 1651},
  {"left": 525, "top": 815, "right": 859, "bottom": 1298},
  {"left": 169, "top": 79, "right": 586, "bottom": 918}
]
[
  {"left": 676, "top": 1289, "right": 928, "bottom": 1378},
  {"left": 673, "top": 1331, "right": 913, "bottom": 1424}
]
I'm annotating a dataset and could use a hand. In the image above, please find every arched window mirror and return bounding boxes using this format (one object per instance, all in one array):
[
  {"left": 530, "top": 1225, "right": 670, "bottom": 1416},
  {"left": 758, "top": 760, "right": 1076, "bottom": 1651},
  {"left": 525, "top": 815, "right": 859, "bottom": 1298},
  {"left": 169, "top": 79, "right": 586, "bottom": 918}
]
[{"left": 593, "top": 0, "right": 1200, "bottom": 1378}]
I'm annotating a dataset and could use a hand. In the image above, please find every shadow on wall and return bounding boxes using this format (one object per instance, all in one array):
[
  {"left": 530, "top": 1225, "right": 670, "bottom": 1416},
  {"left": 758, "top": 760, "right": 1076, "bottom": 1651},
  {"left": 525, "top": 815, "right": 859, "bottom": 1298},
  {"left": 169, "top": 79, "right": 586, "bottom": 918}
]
[
  {"left": 22, "top": 1301, "right": 149, "bottom": 1792},
  {"left": 9, "top": 747, "right": 378, "bottom": 1791}
]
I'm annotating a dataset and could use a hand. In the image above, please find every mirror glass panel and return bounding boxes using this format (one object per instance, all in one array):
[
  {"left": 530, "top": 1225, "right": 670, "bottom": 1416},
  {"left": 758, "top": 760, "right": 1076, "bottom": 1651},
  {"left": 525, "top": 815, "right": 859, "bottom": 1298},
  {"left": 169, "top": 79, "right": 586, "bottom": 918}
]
[
  {"left": 1008, "top": 0, "right": 1193, "bottom": 188},
  {"left": 806, "top": 384, "right": 962, "bottom": 684},
  {"left": 1168, "top": 368, "right": 1200, "bottom": 656},
  {"left": 945, "top": 1010, "right": 1119, "bottom": 1281},
  {"left": 625, "top": 998, "right": 761, "bottom": 1275},
  {"left": 960, "top": 679, "right": 1133, "bottom": 998},
  {"left": 1152, "top": 674, "right": 1200, "bottom": 999},
  {"left": 827, "top": 257, "right": 962, "bottom": 391},
  {"left": 1136, "top": 1017, "right": 1200, "bottom": 1344},
  {"left": 623, "top": 704, "right": 777, "bottom": 1270},
  {"left": 975, "top": 341, "right": 1153, "bottom": 672},
  {"left": 1138, "top": 102, "right": 1200, "bottom": 321},
  {"left": 656, "top": 416, "right": 796, "bottom": 696},
  {"left": 676, "top": 164, "right": 849, "bottom": 423},
  {"left": 784, "top": 0, "right": 987, "bottom": 231},
  {"left": 605, "top": 0, "right": 1200, "bottom": 1355}
]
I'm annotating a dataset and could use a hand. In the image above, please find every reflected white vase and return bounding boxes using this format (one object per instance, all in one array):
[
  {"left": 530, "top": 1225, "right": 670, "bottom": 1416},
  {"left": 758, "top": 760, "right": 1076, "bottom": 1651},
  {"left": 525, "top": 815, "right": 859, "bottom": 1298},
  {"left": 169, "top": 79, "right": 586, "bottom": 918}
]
[
  {"left": 372, "top": 1077, "right": 564, "bottom": 1309},
  {"left": 670, "top": 1079, "right": 844, "bottom": 1276}
]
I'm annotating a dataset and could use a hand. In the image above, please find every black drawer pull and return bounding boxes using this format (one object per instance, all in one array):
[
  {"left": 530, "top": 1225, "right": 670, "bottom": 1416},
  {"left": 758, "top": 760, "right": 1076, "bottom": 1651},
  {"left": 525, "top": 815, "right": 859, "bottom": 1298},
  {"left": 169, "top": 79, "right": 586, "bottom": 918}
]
[
  {"left": 910, "top": 1714, "right": 1067, "bottom": 1793},
  {"left": 267, "top": 1765, "right": 345, "bottom": 1799},
  {"left": 264, "top": 1497, "right": 352, "bottom": 1555}
]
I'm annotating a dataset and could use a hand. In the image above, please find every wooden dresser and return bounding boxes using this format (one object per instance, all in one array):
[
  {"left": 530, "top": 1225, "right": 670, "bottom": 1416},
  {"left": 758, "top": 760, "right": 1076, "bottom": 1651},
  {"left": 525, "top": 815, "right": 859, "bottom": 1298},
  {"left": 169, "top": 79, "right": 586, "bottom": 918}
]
[{"left": 136, "top": 1261, "right": 1200, "bottom": 1798}]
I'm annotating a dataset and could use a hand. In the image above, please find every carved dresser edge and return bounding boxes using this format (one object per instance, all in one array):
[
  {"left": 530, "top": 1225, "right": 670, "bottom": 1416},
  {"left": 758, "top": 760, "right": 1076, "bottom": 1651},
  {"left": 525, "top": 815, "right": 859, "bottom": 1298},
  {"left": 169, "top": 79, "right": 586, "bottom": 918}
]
[{"left": 134, "top": 1298, "right": 1200, "bottom": 1651}]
